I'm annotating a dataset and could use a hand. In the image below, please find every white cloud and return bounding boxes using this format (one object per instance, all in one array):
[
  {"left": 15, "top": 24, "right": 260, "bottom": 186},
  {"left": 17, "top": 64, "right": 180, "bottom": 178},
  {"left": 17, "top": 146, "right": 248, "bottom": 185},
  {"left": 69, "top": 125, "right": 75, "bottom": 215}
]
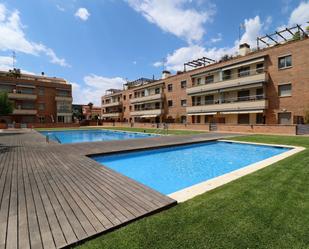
[
  {"left": 210, "top": 33, "right": 222, "bottom": 43},
  {"left": 75, "top": 8, "right": 90, "bottom": 21},
  {"left": 154, "top": 15, "right": 268, "bottom": 71},
  {"left": 0, "top": 4, "right": 69, "bottom": 67},
  {"left": 288, "top": 1, "right": 309, "bottom": 26},
  {"left": 240, "top": 16, "right": 263, "bottom": 47},
  {"left": 72, "top": 74, "right": 126, "bottom": 105},
  {"left": 56, "top": 5, "right": 65, "bottom": 12},
  {"left": 126, "top": 0, "right": 216, "bottom": 43},
  {"left": 155, "top": 44, "right": 237, "bottom": 71},
  {"left": 0, "top": 55, "right": 34, "bottom": 74}
]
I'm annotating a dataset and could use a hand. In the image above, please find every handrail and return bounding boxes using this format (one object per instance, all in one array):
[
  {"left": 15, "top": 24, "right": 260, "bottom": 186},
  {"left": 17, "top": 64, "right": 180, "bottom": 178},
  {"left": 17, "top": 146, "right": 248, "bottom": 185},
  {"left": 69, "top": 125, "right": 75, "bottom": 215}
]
[
  {"left": 191, "top": 68, "right": 266, "bottom": 87},
  {"left": 192, "top": 94, "right": 266, "bottom": 106}
]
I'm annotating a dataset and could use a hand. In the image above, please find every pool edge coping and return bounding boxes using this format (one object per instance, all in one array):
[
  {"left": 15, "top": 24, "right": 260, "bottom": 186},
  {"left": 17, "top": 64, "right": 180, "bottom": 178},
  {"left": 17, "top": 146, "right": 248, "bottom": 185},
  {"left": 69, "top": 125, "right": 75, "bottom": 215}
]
[{"left": 168, "top": 140, "right": 305, "bottom": 203}]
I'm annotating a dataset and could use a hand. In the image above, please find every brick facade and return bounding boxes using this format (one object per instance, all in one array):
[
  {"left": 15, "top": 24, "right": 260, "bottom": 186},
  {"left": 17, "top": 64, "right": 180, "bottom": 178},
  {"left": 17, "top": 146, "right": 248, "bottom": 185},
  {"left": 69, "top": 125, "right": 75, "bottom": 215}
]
[
  {"left": 101, "top": 38, "right": 309, "bottom": 127},
  {"left": 0, "top": 72, "right": 72, "bottom": 124}
]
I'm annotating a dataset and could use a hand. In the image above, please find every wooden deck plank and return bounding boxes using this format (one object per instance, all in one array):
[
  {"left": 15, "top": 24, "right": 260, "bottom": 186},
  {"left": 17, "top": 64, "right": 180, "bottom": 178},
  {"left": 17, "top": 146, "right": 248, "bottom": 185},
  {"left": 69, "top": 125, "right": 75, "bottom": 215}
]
[
  {"left": 0, "top": 129, "right": 240, "bottom": 249},
  {"left": 6, "top": 147, "right": 18, "bottom": 249},
  {"left": 0, "top": 149, "right": 13, "bottom": 249}
]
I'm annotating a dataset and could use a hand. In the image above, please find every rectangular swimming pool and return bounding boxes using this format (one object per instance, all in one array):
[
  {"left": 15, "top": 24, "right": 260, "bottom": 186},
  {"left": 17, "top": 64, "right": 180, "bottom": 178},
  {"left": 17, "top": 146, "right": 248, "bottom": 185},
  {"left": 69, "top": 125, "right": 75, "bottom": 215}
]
[
  {"left": 92, "top": 141, "right": 290, "bottom": 195},
  {"left": 40, "top": 129, "right": 157, "bottom": 144}
]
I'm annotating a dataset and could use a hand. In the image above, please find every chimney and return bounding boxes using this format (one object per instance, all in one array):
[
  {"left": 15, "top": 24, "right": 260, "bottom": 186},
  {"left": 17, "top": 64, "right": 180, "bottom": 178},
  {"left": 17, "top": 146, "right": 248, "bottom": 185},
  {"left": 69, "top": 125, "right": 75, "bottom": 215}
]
[
  {"left": 162, "top": 70, "right": 171, "bottom": 79},
  {"left": 239, "top": 43, "right": 250, "bottom": 56}
]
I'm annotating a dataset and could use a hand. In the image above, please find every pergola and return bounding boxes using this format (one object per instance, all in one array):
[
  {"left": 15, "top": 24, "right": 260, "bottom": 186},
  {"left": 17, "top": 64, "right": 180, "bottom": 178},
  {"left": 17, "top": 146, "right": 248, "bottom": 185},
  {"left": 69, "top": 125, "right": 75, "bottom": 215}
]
[
  {"left": 184, "top": 57, "right": 215, "bottom": 71},
  {"left": 257, "top": 24, "right": 308, "bottom": 49}
]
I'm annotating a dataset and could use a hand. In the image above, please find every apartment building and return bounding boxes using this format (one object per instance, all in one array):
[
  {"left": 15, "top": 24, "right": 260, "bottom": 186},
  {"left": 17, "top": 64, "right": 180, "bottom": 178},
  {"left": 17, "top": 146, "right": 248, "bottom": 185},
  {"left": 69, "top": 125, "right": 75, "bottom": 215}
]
[
  {"left": 0, "top": 72, "right": 72, "bottom": 124},
  {"left": 101, "top": 34, "right": 309, "bottom": 126}
]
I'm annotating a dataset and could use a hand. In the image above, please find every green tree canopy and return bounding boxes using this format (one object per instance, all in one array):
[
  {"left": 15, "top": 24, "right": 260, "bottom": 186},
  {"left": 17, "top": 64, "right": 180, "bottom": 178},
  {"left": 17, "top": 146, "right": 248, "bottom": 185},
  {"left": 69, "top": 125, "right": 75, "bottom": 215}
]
[{"left": 0, "top": 91, "right": 13, "bottom": 115}]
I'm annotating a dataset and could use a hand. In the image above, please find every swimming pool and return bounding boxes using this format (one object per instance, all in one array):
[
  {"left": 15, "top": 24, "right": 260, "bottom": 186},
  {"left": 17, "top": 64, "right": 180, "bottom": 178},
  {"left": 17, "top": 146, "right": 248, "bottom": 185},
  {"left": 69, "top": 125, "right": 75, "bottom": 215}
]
[
  {"left": 92, "top": 141, "right": 290, "bottom": 195},
  {"left": 40, "top": 129, "right": 157, "bottom": 144}
]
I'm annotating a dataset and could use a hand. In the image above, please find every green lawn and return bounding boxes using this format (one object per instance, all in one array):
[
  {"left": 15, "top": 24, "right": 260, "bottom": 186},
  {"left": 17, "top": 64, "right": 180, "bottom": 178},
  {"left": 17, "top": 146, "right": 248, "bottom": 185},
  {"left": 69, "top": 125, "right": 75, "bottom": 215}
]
[
  {"left": 35, "top": 126, "right": 206, "bottom": 135},
  {"left": 76, "top": 135, "right": 309, "bottom": 249}
]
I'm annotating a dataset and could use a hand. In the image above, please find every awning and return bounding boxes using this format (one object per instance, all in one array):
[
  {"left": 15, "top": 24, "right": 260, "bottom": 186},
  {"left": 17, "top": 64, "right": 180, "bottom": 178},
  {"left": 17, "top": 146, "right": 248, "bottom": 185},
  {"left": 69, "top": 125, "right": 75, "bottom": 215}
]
[
  {"left": 222, "top": 57, "right": 265, "bottom": 71},
  {"left": 187, "top": 112, "right": 217, "bottom": 116},
  {"left": 16, "top": 84, "right": 36, "bottom": 88},
  {"left": 221, "top": 110, "right": 264, "bottom": 114},
  {"left": 141, "top": 115, "right": 158, "bottom": 118}
]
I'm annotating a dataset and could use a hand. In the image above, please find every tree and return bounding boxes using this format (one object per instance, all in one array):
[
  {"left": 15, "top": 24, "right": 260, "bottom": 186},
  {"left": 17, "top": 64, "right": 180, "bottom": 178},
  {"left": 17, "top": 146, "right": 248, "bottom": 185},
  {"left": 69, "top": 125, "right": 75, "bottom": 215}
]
[
  {"left": 292, "top": 31, "right": 301, "bottom": 40},
  {"left": 0, "top": 92, "right": 13, "bottom": 115},
  {"left": 6, "top": 68, "right": 21, "bottom": 78}
]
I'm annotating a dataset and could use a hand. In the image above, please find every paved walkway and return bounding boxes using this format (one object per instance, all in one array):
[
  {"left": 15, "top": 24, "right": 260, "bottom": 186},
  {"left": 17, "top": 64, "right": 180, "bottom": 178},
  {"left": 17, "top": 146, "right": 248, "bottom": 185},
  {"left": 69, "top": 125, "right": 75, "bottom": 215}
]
[{"left": 0, "top": 129, "right": 241, "bottom": 249}]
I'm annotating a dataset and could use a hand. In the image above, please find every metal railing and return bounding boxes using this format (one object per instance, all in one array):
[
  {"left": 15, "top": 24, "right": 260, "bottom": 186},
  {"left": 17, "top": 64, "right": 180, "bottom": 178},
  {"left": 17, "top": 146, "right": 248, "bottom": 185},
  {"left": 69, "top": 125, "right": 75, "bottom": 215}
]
[
  {"left": 192, "top": 94, "right": 266, "bottom": 106},
  {"left": 192, "top": 68, "right": 265, "bottom": 87}
]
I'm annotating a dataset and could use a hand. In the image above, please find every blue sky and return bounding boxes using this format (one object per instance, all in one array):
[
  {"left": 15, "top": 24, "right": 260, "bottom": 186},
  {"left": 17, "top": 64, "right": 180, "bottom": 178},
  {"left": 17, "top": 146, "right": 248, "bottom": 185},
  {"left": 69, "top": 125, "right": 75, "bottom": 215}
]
[{"left": 0, "top": 0, "right": 308, "bottom": 105}]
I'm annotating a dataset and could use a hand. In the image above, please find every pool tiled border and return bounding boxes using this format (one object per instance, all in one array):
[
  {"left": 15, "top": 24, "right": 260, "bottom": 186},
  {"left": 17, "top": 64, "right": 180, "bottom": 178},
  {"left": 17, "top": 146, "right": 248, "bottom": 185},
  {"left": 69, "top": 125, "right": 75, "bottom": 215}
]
[{"left": 168, "top": 140, "right": 305, "bottom": 202}]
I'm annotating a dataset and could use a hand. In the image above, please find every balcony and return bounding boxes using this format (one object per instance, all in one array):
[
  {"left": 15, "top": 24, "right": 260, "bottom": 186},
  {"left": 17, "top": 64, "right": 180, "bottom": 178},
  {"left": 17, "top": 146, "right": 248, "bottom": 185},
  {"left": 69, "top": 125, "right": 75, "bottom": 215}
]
[
  {"left": 102, "top": 101, "right": 121, "bottom": 108},
  {"left": 13, "top": 109, "right": 37, "bottom": 115},
  {"left": 130, "top": 93, "right": 163, "bottom": 104},
  {"left": 55, "top": 96, "right": 73, "bottom": 102},
  {"left": 8, "top": 92, "right": 37, "bottom": 100},
  {"left": 187, "top": 70, "right": 267, "bottom": 95},
  {"left": 101, "top": 112, "right": 121, "bottom": 118},
  {"left": 57, "top": 109, "right": 72, "bottom": 116},
  {"left": 131, "top": 109, "right": 163, "bottom": 117},
  {"left": 187, "top": 96, "right": 268, "bottom": 114}
]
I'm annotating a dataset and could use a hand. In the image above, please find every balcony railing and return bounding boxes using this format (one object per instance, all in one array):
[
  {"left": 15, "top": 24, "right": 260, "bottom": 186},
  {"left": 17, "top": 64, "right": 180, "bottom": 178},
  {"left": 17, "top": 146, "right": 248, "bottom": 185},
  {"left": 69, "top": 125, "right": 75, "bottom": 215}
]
[
  {"left": 187, "top": 95, "right": 268, "bottom": 114},
  {"left": 187, "top": 69, "right": 267, "bottom": 95},
  {"left": 130, "top": 93, "right": 163, "bottom": 104},
  {"left": 131, "top": 109, "right": 163, "bottom": 116},
  {"left": 55, "top": 96, "right": 73, "bottom": 102},
  {"left": 13, "top": 109, "right": 37, "bottom": 115},
  {"left": 101, "top": 112, "right": 121, "bottom": 118},
  {"left": 102, "top": 101, "right": 122, "bottom": 108},
  {"left": 8, "top": 92, "right": 37, "bottom": 100}
]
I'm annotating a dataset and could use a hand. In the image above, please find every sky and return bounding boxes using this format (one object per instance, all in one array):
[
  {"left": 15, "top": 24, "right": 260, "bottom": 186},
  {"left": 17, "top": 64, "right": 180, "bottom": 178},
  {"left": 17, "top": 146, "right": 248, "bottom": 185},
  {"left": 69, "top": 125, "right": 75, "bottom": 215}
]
[{"left": 0, "top": 0, "right": 308, "bottom": 105}]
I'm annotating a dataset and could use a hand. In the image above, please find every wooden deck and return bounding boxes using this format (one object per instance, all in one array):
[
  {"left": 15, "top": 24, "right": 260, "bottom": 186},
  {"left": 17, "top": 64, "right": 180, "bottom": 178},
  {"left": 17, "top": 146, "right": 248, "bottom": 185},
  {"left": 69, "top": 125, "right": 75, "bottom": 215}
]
[{"left": 0, "top": 129, "right": 240, "bottom": 249}]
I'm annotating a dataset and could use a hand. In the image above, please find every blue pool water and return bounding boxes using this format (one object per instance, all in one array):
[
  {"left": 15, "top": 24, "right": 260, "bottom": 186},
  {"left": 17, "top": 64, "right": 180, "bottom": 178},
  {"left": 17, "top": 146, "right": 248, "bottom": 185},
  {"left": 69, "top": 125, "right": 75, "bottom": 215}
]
[
  {"left": 40, "top": 129, "right": 157, "bottom": 144},
  {"left": 92, "top": 141, "right": 290, "bottom": 194}
]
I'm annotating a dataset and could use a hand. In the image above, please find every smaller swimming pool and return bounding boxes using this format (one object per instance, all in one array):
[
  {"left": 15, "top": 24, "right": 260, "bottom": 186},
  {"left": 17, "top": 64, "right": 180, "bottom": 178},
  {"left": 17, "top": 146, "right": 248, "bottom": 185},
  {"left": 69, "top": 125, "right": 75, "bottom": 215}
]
[
  {"left": 92, "top": 141, "right": 290, "bottom": 195},
  {"left": 40, "top": 129, "right": 157, "bottom": 144}
]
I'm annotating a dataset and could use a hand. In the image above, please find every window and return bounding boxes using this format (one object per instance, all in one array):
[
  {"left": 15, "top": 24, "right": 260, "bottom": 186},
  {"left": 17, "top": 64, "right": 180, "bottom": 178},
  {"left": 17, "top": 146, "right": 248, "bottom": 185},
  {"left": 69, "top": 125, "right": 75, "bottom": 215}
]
[
  {"left": 238, "top": 67, "right": 250, "bottom": 77},
  {"left": 155, "top": 88, "right": 160, "bottom": 94},
  {"left": 256, "top": 88, "right": 264, "bottom": 99},
  {"left": 129, "top": 94, "right": 132, "bottom": 99},
  {"left": 155, "top": 102, "right": 160, "bottom": 109},
  {"left": 38, "top": 88, "right": 44, "bottom": 96},
  {"left": 205, "top": 75, "right": 214, "bottom": 84},
  {"left": 181, "top": 99, "right": 187, "bottom": 107},
  {"left": 102, "top": 100, "right": 104, "bottom": 104},
  {"left": 0, "top": 84, "right": 13, "bottom": 92},
  {"left": 196, "top": 78, "right": 201, "bottom": 85},
  {"left": 57, "top": 90, "right": 70, "bottom": 97},
  {"left": 180, "top": 116, "right": 186, "bottom": 123},
  {"left": 196, "top": 115, "right": 201, "bottom": 123},
  {"left": 278, "top": 112, "right": 291, "bottom": 124},
  {"left": 238, "top": 114, "right": 250, "bottom": 124},
  {"left": 181, "top": 80, "right": 187, "bottom": 89},
  {"left": 19, "top": 88, "right": 34, "bottom": 94},
  {"left": 38, "top": 103, "right": 45, "bottom": 111},
  {"left": 222, "top": 70, "right": 231, "bottom": 80},
  {"left": 123, "top": 95, "right": 126, "bottom": 100},
  {"left": 278, "top": 84, "right": 292, "bottom": 97},
  {"left": 39, "top": 116, "right": 45, "bottom": 123},
  {"left": 256, "top": 113, "right": 264, "bottom": 124},
  {"left": 20, "top": 102, "right": 35, "bottom": 110},
  {"left": 256, "top": 63, "right": 264, "bottom": 73},
  {"left": 168, "top": 100, "right": 173, "bottom": 107},
  {"left": 278, "top": 55, "right": 292, "bottom": 69},
  {"left": 205, "top": 95, "right": 214, "bottom": 105},
  {"left": 237, "top": 90, "right": 250, "bottom": 101},
  {"left": 129, "top": 106, "right": 132, "bottom": 111},
  {"left": 167, "top": 84, "right": 173, "bottom": 92},
  {"left": 123, "top": 106, "right": 126, "bottom": 111},
  {"left": 57, "top": 116, "right": 64, "bottom": 123}
]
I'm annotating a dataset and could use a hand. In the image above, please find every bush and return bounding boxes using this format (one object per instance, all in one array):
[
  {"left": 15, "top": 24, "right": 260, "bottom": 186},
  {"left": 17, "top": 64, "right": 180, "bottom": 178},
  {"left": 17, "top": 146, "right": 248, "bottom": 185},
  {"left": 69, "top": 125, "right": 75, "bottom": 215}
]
[{"left": 0, "top": 91, "right": 13, "bottom": 115}]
